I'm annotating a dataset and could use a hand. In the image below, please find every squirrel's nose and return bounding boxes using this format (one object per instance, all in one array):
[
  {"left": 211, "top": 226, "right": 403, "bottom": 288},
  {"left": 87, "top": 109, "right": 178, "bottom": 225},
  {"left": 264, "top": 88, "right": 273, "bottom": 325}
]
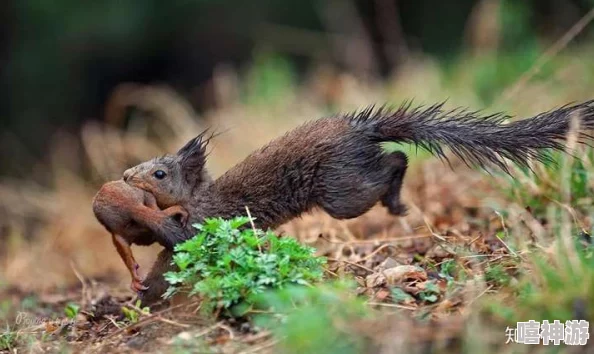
[{"left": 123, "top": 169, "right": 133, "bottom": 182}]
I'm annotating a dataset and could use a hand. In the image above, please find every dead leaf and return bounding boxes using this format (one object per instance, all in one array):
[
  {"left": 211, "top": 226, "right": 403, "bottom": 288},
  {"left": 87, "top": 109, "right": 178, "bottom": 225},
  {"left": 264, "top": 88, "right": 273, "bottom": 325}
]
[
  {"left": 384, "top": 265, "right": 427, "bottom": 286},
  {"left": 434, "top": 299, "right": 455, "bottom": 312},
  {"left": 374, "top": 288, "right": 391, "bottom": 301},
  {"left": 366, "top": 272, "right": 386, "bottom": 288},
  {"left": 365, "top": 265, "right": 427, "bottom": 288},
  {"left": 45, "top": 322, "right": 59, "bottom": 333}
]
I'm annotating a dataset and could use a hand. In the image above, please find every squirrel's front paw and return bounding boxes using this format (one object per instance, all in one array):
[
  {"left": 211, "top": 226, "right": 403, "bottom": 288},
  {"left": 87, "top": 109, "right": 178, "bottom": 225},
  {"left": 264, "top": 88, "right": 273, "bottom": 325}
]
[
  {"left": 131, "top": 278, "right": 149, "bottom": 293},
  {"left": 164, "top": 206, "right": 189, "bottom": 227}
]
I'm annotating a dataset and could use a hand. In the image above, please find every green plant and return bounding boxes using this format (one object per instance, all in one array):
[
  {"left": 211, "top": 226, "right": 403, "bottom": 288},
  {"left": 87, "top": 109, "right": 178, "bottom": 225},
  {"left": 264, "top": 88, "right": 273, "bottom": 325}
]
[
  {"left": 494, "top": 146, "right": 594, "bottom": 219},
  {"left": 122, "top": 300, "right": 150, "bottom": 324},
  {"left": 164, "top": 216, "right": 326, "bottom": 314},
  {"left": 439, "top": 258, "right": 457, "bottom": 280},
  {"left": 419, "top": 281, "right": 440, "bottom": 303},
  {"left": 484, "top": 264, "right": 511, "bottom": 287},
  {"left": 0, "top": 326, "right": 17, "bottom": 351},
  {"left": 253, "top": 280, "right": 371, "bottom": 354},
  {"left": 391, "top": 287, "right": 415, "bottom": 304},
  {"left": 483, "top": 236, "right": 594, "bottom": 327},
  {"left": 64, "top": 302, "right": 80, "bottom": 319}
]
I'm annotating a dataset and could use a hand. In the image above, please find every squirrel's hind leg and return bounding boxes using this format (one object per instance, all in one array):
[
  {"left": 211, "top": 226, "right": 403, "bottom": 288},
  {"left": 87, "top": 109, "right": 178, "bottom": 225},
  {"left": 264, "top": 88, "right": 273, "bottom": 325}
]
[{"left": 380, "top": 151, "right": 409, "bottom": 216}]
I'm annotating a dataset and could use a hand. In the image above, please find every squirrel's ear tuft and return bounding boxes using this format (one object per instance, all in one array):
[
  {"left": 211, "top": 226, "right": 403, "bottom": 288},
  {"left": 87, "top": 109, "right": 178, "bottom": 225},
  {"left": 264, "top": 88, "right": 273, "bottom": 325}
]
[{"left": 176, "top": 131, "right": 210, "bottom": 173}]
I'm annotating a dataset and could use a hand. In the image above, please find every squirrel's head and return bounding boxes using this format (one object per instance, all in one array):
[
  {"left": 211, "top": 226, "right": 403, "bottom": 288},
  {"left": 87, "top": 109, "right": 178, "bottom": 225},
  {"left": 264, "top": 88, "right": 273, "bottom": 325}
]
[{"left": 123, "top": 132, "right": 213, "bottom": 207}]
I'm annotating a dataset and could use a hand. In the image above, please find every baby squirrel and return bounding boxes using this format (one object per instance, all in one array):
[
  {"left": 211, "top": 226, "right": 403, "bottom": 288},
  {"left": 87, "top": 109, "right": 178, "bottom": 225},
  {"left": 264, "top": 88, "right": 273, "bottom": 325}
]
[
  {"left": 92, "top": 180, "right": 191, "bottom": 292},
  {"left": 120, "top": 100, "right": 594, "bottom": 304}
]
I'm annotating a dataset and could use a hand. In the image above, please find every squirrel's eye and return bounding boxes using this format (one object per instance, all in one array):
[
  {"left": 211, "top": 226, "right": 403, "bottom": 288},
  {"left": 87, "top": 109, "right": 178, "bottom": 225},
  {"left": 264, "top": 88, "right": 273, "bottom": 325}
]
[{"left": 153, "top": 170, "right": 167, "bottom": 179}]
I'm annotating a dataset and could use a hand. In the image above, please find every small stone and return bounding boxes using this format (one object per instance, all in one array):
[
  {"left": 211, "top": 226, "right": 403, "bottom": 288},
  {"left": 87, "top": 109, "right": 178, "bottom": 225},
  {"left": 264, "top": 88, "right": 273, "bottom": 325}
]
[
  {"left": 176, "top": 331, "right": 192, "bottom": 341},
  {"left": 379, "top": 257, "right": 400, "bottom": 270},
  {"left": 126, "top": 336, "right": 147, "bottom": 349}
]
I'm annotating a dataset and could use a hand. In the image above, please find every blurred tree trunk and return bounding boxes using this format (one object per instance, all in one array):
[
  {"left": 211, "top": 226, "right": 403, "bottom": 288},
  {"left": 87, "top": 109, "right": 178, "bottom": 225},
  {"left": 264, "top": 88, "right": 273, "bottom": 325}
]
[{"left": 320, "top": 0, "right": 379, "bottom": 80}]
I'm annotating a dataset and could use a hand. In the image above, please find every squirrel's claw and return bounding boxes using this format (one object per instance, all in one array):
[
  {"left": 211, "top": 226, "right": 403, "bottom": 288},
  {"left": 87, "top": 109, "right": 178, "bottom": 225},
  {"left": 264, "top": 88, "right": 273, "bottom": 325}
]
[
  {"left": 131, "top": 264, "right": 148, "bottom": 292},
  {"left": 131, "top": 279, "right": 149, "bottom": 292}
]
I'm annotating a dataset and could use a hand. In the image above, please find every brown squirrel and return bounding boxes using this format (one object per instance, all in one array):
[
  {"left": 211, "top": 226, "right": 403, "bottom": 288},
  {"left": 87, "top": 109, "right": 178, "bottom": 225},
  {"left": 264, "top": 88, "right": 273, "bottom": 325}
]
[
  {"left": 118, "top": 100, "right": 594, "bottom": 304},
  {"left": 92, "top": 180, "right": 191, "bottom": 292}
]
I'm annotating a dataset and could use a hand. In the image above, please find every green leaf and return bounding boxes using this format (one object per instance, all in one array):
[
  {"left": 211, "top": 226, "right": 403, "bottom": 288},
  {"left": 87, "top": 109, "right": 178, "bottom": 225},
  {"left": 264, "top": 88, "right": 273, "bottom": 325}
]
[
  {"left": 423, "top": 281, "right": 440, "bottom": 294},
  {"left": 64, "top": 302, "right": 80, "bottom": 319},
  {"left": 230, "top": 216, "right": 252, "bottom": 229},
  {"left": 391, "top": 287, "right": 414, "bottom": 303},
  {"left": 173, "top": 252, "right": 192, "bottom": 271},
  {"left": 421, "top": 294, "right": 438, "bottom": 303},
  {"left": 164, "top": 271, "right": 186, "bottom": 285},
  {"left": 163, "top": 215, "right": 325, "bottom": 314}
]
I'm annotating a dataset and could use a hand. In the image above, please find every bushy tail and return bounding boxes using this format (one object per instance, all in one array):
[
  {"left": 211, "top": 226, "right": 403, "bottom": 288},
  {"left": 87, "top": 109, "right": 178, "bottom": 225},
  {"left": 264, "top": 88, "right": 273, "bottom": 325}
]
[{"left": 348, "top": 100, "right": 594, "bottom": 172}]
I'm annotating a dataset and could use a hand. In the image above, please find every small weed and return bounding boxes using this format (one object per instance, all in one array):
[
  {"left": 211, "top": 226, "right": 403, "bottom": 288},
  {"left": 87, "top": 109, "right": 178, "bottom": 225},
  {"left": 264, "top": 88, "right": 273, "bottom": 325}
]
[
  {"left": 0, "top": 326, "right": 17, "bottom": 351},
  {"left": 122, "top": 300, "right": 150, "bottom": 324},
  {"left": 64, "top": 303, "right": 80, "bottom": 319},
  {"left": 484, "top": 236, "right": 594, "bottom": 327},
  {"left": 495, "top": 147, "right": 594, "bottom": 219},
  {"left": 164, "top": 216, "right": 326, "bottom": 315},
  {"left": 484, "top": 264, "right": 511, "bottom": 287},
  {"left": 253, "top": 281, "right": 371, "bottom": 354},
  {"left": 439, "top": 259, "right": 457, "bottom": 280},
  {"left": 419, "top": 281, "right": 440, "bottom": 303},
  {"left": 391, "top": 287, "right": 415, "bottom": 304}
]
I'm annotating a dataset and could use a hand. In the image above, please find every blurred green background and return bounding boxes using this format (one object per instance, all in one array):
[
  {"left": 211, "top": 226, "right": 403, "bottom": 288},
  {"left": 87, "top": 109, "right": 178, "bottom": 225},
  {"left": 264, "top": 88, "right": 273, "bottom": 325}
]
[{"left": 2, "top": 0, "right": 594, "bottom": 176}]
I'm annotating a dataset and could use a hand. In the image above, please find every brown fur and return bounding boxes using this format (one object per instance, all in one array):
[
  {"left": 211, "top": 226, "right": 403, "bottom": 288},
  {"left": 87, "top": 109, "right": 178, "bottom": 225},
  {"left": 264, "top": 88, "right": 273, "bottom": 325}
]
[
  {"left": 119, "top": 101, "right": 594, "bottom": 304},
  {"left": 92, "top": 180, "right": 191, "bottom": 293}
]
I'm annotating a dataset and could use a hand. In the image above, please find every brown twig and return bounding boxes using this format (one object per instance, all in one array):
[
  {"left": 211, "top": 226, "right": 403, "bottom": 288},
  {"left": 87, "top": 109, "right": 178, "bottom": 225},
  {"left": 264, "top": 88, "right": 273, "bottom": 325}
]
[
  {"left": 242, "top": 330, "right": 273, "bottom": 344},
  {"left": 327, "top": 257, "right": 375, "bottom": 273},
  {"left": 70, "top": 260, "right": 89, "bottom": 309},
  {"left": 366, "top": 301, "right": 416, "bottom": 310},
  {"left": 323, "top": 267, "right": 340, "bottom": 278},
  {"left": 193, "top": 321, "right": 225, "bottom": 338},
  {"left": 218, "top": 323, "right": 235, "bottom": 340},
  {"left": 238, "top": 339, "right": 279, "bottom": 354},
  {"left": 245, "top": 206, "right": 262, "bottom": 252},
  {"left": 320, "top": 233, "right": 433, "bottom": 245},
  {"left": 126, "top": 303, "right": 191, "bottom": 329},
  {"left": 103, "top": 315, "right": 122, "bottom": 330},
  {"left": 498, "top": 7, "right": 594, "bottom": 105},
  {"left": 493, "top": 211, "right": 518, "bottom": 258},
  {"left": 357, "top": 243, "right": 399, "bottom": 263},
  {"left": 97, "top": 300, "right": 199, "bottom": 346}
]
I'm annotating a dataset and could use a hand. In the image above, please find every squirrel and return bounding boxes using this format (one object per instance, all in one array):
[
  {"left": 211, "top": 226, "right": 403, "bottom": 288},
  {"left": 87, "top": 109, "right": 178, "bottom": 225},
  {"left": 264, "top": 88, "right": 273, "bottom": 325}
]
[
  {"left": 118, "top": 100, "right": 594, "bottom": 304},
  {"left": 92, "top": 180, "right": 191, "bottom": 293}
]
